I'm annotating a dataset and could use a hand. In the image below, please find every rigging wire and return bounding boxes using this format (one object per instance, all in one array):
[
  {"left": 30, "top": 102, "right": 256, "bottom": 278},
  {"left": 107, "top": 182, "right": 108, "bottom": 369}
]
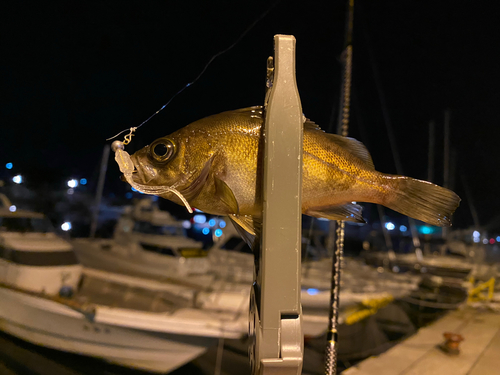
[
  {"left": 325, "top": 1, "right": 354, "bottom": 374},
  {"left": 107, "top": 0, "right": 282, "bottom": 142}
]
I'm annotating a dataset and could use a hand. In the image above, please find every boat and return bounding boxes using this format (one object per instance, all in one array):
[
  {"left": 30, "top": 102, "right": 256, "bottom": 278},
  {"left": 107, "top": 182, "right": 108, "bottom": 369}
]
[
  {"left": 0, "top": 196, "right": 247, "bottom": 373},
  {"left": 73, "top": 198, "right": 209, "bottom": 279}
]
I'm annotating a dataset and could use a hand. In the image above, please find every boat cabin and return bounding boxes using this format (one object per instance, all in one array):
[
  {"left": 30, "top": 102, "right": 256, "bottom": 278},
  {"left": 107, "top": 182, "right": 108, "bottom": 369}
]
[{"left": 0, "top": 206, "right": 82, "bottom": 295}]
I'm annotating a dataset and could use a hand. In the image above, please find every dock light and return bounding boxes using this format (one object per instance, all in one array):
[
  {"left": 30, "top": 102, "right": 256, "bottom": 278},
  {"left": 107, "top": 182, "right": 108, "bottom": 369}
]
[
  {"left": 490, "top": 238, "right": 495, "bottom": 245},
  {"left": 67, "top": 179, "right": 78, "bottom": 188},
  {"left": 5, "top": 162, "right": 13, "bottom": 169},
  {"left": 385, "top": 222, "right": 395, "bottom": 231},
  {"left": 482, "top": 239, "right": 488, "bottom": 244},
  {"left": 12, "top": 175, "right": 22, "bottom": 184},
  {"left": 61, "top": 222, "right": 72, "bottom": 231},
  {"left": 193, "top": 214, "right": 206, "bottom": 224},
  {"left": 214, "top": 229, "right": 223, "bottom": 237},
  {"left": 202, "top": 227, "right": 210, "bottom": 235},
  {"left": 399, "top": 225, "right": 407, "bottom": 232},
  {"left": 182, "top": 220, "right": 191, "bottom": 229},
  {"left": 496, "top": 236, "right": 500, "bottom": 242},
  {"left": 79, "top": 178, "right": 87, "bottom": 185},
  {"left": 9, "top": 205, "right": 16, "bottom": 212},
  {"left": 307, "top": 288, "right": 320, "bottom": 296},
  {"left": 219, "top": 220, "right": 226, "bottom": 228},
  {"left": 208, "top": 219, "right": 216, "bottom": 227}
]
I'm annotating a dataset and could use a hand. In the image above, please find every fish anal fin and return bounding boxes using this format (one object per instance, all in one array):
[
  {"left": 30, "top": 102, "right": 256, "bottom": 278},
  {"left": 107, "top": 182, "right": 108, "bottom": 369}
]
[
  {"left": 214, "top": 177, "right": 239, "bottom": 215},
  {"left": 306, "top": 203, "right": 366, "bottom": 223}
]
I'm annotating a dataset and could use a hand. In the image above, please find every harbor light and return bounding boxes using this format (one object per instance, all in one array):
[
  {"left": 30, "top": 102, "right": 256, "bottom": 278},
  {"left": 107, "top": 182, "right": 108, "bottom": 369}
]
[
  {"left": 12, "top": 175, "right": 22, "bottom": 184},
  {"left": 208, "top": 219, "right": 216, "bottom": 227},
  {"left": 67, "top": 179, "right": 78, "bottom": 188},
  {"left": 420, "top": 226, "right": 433, "bottom": 235},
  {"left": 385, "top": 222, "right": 395, "bottom": 231},
  {"left": 61, "top": 222, "right": 72, "bottom": 231},
  {"left": 79, "top": 178, "right": 87, "bottom": 185},
  {"left": 399, "top": 225, "right": 407, "bottom": 232},
  {"left": 219, "top": 220, "right": 226, "bottom": 228},
  {"left": 5, "top": 162, "right": 13, "bottom": 169},
  {"left": 497, "top": 236, "right": 500, "bottom": 242},
  {"left": 306, "top": 288, "right": 320, "bottom": 296},
  {"left": 490, "top": 238, "right": 495, "bottom": 245},
  {"left": 202, "top": 227, "right": 210, "bottom": 235},
  {"left": 482, "top": 239, "right": 488, "bottom": 244},
  {"left": 182, "top": 220, "right": 191, "bottom": 229},
  {"left": 473, "top": 231, "right": 481, "bottom": 243},
  {"left": 214, "top": 229, "right": 223, "bottom": 237},
  {"left": 9, "top": 205, "right": 16, "bottom": 212},
  {"left": 193, "top": 214, "right": 206, "bottom": 224}
]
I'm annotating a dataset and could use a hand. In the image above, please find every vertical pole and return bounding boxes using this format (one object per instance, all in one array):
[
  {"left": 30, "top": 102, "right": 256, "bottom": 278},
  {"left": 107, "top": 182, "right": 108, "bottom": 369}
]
[
  {"left": 442, "top": 109, "right": 451, "bottom": 239},
  {"left": 326, "top": 1, "right": 353, "bottom": 374},
  {"left": 428, "top": 120, "right": 435, "bottom": 183},
  {"left": 90, "top": 145, "right": 110, "bottom": 238}
]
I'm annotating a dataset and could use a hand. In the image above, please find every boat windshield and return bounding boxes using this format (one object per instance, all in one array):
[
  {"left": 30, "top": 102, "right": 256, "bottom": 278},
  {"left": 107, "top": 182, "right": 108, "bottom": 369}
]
[
  {"left": 133, "top": 221, "right": 184, "bottom": 236},
  {"left": 0, "top": 216, "right": 54, "bottom": 233}
]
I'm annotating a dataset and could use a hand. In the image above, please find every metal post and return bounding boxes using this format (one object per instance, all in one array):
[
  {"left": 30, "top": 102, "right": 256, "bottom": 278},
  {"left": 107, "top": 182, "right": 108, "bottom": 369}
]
[
  {"left": 90, "top": 145, "right": 110, "bottom": 238},
  {"left": 249, "top": 34, "right": 303, "bottom": 375}
]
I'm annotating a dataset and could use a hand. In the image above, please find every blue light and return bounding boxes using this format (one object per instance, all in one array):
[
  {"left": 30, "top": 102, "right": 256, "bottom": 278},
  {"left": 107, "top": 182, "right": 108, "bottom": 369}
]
[
  {"left": 131, "top": 187, "right": 138, "bottom": 192},
  {"left": 12, "top": 175, "right": 22, "bottom": 184},
  {"left": 125, "top": 192, "right": 133, "bottom": 199},
  {"left": 80, "top": 178, "right": 87, "bottom": 185},
  {"left": 5, "top": 162, "right": 13, "bottom": 169},
  {"left": 219, "top": 220, "right": 226, "bottom": 228},
  {"left": 9, "top": 205, "right": 16, "bottom": 212},
  {"left": 473, "top": 231, "right": 480, "bottom": 238},
  {"left": 496, "top": 236, "right": 500, "bottom": 242},
  {"left": 67, "top": 179, "right": 78, "bottom": 188},
  {"left": 385, "top": 222, "right": 395, "bottom": 231},
  {"left": 61, "top": 222, "right": 72, "bottom": 231},
  {"left": 399, "top": 225, "right": 408, "bottom": 232},
  {"left": 307, "top": 288, "right": 320, "bottom": 296},
  {"left": 421, "top": 226, "right": 432, "bottom": 235},
  {"left": 202, "top": 227, "right": 210, "bottom": 235},
  {"left": 215, "top": 229, "right": 223, "bottom": 237},
  {"left": 208, "top": 219, "right": 216, "bottom": 227},
  {"left": 193, "top": 214, "right": 206, "bottom": 224}
]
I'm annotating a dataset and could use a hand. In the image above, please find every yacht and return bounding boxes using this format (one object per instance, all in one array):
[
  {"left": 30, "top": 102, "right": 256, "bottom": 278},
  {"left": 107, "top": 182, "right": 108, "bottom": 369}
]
[{"left": 0, "top": 197, "right": 247, "bottom": 373}]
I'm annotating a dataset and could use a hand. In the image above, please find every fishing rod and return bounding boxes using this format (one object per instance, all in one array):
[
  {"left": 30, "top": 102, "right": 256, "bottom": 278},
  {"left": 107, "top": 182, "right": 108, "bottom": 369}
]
[{"left": 325, "top": 0, "right": 354, "bottom": 374}]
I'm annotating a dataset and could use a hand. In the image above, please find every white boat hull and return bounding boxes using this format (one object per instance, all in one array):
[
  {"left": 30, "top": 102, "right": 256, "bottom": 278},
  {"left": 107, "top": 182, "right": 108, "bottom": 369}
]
[{"left": 0, "top": 287, "right": 216, "bottom": 373}]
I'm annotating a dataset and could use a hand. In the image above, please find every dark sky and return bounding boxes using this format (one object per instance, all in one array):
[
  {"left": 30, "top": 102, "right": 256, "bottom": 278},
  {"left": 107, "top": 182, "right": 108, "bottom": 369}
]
[{"left": 1, "top": 1, "right": 498, "bottom": 228}]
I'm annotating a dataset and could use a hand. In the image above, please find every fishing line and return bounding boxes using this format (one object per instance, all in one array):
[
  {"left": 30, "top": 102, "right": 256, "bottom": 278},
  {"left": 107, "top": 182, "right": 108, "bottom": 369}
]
[{"left": 107, "top": 0, "right": 282, "bottom": 143}]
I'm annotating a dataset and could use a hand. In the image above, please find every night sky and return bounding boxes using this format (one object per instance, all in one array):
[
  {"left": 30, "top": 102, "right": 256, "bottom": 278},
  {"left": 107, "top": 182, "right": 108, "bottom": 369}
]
[{"left": 1, "top": 1, "right": 499, "bottom": 229}]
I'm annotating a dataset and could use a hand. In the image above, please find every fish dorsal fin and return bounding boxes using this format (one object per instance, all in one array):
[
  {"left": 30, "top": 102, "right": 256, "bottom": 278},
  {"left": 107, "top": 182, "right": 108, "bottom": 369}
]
[
  {"left": 304, "top": 119, "right": 323, "bottom": 131},
  {"left": 231, "top": 106, "right": 264, "bottom": 120},
  {"left": 325, "top": 134, "right": 375, "bottom": 170},
  {"left": 214, "top": 177, "right": 240, "bottom": 215},
  {"left": 306, "top": 203, "right": 366, "bottom": 223}
]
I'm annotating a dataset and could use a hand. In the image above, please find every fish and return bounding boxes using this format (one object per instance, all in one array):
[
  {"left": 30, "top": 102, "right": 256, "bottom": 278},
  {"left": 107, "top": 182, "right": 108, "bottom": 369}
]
[{"left": 124, "top": 106, "right": 460, "bottom": 238}]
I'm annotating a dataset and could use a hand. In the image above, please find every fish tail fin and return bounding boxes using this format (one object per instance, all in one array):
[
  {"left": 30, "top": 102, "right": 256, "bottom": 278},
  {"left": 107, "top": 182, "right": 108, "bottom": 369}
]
[{"left": 382, "top": 176, "right": 460, "bottom": 227}]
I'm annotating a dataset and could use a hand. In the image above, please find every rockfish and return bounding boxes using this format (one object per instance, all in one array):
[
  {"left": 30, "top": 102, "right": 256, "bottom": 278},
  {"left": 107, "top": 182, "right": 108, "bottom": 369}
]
[{"left": 124, "top": 106, "right": 460, "bottom": 236}]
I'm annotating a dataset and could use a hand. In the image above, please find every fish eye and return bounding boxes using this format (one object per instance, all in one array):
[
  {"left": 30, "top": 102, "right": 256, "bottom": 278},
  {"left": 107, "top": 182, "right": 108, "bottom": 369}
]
[{"left": 149, "top": 139, "right": 175, "bottom": 163}]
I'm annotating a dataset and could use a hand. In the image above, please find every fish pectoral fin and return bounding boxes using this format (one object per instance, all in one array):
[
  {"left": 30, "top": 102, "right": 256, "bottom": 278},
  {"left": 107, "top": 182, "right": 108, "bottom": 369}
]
[
  {"left": 214, "top": 177, "right": 240, "bottom": 215},
  {"left": 228, "top": 214, "right": 261, "bottom": 250},
  {"left": 181, "top": 157, "right": 214, "bottom": 201},
  {"left": 306, "top": 203, "right": 366, "bottom": 223}
]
